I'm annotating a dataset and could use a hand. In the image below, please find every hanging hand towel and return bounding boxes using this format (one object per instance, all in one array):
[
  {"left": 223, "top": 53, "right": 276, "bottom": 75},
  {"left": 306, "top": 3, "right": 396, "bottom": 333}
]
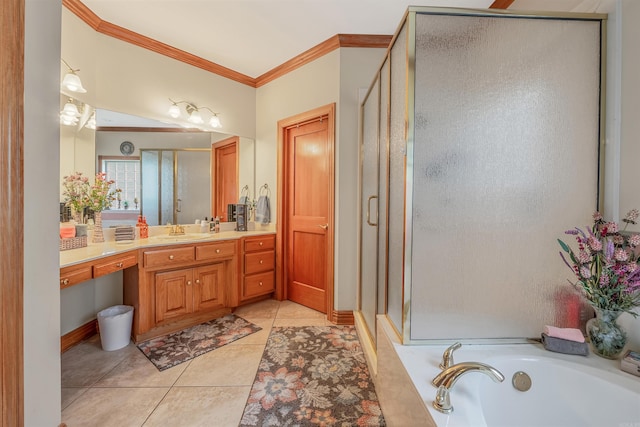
[
  {"left": 238, "top": 196, "right": 250, "bottom": 205},
  {"left": 255, "top": 195, "right": 271, "bottom": 224}
]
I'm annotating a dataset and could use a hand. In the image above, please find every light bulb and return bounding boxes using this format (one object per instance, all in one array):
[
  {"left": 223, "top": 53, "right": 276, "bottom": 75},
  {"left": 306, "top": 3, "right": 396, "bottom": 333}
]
[
  {"left": 209, "top": 114, "right": 221, "bottom": 128},
  {"left": 168, "top": 104, "right": 181, "bottom": 118},
  {"left": 61, "top": 72, "right": 87, "bottom": 93},
  {"left": 188, "top": 109, "right": 203, "bottom": 124},
  {"left": 62, "top": 101, "right": 80, "bottom": 117}
]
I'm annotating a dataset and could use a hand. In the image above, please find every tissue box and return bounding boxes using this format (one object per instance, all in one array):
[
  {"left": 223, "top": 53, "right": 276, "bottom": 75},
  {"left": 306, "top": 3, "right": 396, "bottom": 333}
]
[{"left": 621, "top": 350, "right": 640, "bottom": 377}]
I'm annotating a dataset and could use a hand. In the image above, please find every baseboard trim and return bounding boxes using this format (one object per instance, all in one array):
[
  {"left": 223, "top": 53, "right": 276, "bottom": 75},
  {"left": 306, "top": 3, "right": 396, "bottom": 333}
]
[
  {"left": 61, "top": 320, "right": 97, "bottom": 353},
  {"left": 331, "top": 310, "right": 354, "bottom": 325}
]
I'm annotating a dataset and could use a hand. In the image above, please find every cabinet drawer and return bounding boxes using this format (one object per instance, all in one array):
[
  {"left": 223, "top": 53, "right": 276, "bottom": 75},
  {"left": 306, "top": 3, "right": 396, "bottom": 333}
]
[
  {"left": 144, "top": 247, "right": 194, "bottom": 268},
  {"left": 196, "top": 241, "right": 236, "bottom": 261},
  {"left": 244, "top": 250, "right": 275, "bottom": 275},
  {"left": 60, "top": 265, "right": 92, "bottom": 289},
  {"left": 245, "top": 235, "right": 275, "bottom": 252},
  {"left": 243, "top": 271, "right": 275, "bottom": 299},
  {"left": 93, "top": 254, "right": 137, "bottom": 278}
]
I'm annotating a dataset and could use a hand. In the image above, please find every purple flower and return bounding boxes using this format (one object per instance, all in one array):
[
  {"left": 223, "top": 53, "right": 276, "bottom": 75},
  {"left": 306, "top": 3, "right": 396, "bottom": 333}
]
[
  {"left": 629, "top": 234, "right": 640, "bottom": 248},
  {"left": 599, "top": 274, "right": 610, "bottom": 286},
  {"left": 605, "top": 240, "right": 615, "bottom": 261},
  {"left": 605, "top": 222, "right": 619, "bottom": 233},
  {"left": 593, "top": 211, "right": 603, "bottom": 221},
  {"left": 580, "top": 266, "right": 591, "bottom": 279},
  {"left": 578, "top": 251, "right": 591, "bottom": 264}
]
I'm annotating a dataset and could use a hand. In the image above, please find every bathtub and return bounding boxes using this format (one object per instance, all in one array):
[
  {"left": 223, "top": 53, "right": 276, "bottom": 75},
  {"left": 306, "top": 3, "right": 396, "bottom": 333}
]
[{"left": 374, "top": 316, "right": 640, "bottom": 427}]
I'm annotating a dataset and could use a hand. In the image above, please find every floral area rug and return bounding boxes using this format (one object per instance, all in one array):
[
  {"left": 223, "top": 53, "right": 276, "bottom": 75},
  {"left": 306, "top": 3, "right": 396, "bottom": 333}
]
[
  {"left": 240, "top": 325, "right": 386, "bottom": 426},
  {"left": 137, "top": 314, "right": 261, "bottom": 371}
]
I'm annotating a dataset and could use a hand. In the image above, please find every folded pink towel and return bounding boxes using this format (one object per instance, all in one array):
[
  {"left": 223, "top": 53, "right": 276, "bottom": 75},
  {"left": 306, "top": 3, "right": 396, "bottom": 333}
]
[{"left": 543, "top": 325, "right": 585, "bottom": 343}]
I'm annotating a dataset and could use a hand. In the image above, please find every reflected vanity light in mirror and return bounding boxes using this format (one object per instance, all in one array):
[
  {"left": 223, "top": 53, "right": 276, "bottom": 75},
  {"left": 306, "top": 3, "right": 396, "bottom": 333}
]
[
  {"left": 168, "top": 99, "right": 222, "bottom": 129},
  {"left": 60, "top": 58, "right": 87, "bottom": 94}
]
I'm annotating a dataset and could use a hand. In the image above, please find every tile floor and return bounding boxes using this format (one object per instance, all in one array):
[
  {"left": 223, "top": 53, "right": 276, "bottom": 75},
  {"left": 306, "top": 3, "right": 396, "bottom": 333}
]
[{"left": 61, "top": 299, "right": 333, "bottom": 427}]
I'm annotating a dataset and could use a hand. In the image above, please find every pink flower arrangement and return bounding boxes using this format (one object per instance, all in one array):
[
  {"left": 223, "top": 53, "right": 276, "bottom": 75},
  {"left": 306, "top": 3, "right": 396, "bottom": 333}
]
[
  {"left": 86, "top": 172, "right": 121, "bottom": 212},
  {"left": 558, "top": 209, "right": 640, "bottom": 316},
  {"left": 62, "top": 172, "right": 121, "bottom": 214},
  {"left": 62, "top": 172, "right": 90, "bottom": 213}
]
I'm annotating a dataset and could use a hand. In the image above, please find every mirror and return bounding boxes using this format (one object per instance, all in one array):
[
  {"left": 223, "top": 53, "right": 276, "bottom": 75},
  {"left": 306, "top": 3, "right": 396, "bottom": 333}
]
[{"left": 60, "top": 107, "right": 256, "bottom": 226}]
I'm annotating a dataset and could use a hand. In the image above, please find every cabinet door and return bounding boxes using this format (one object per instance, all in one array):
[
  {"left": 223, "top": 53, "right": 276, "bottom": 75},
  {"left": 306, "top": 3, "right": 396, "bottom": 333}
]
[
  {"left": 155, "top": 269, "right": 194, "bottom": 323},
  {"left": 193, "top": 264, "right": 225, "bottom": 312}
]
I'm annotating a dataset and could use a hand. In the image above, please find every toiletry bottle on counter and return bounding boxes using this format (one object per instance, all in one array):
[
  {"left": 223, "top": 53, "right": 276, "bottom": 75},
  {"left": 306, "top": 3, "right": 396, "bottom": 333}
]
[
  {"left": 140, "top": 216, "right": 149, "bottom": 239},
  {"left": 200, "top": 218, "right": 208, "bottom": 233},
  {"left": 215, "top": 217, "right": 220, "bottom": 233}
]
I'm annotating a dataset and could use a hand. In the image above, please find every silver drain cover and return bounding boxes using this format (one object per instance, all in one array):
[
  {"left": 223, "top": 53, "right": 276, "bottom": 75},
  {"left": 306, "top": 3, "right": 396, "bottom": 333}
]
[{"left": 512, "top": 371, "right": 532, "bottom": 392}]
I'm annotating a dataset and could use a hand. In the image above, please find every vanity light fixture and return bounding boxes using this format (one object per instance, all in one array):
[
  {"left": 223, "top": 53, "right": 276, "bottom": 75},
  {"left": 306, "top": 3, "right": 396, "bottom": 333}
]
[
  {"left": 168, "top": 99, "right": 222, "bottom": 128},
  {"left": 60, "top": 98, "right": 81, "bottom": 126},
  {"left": 60, "top": 58, "right": 87, "bottom": 94}
]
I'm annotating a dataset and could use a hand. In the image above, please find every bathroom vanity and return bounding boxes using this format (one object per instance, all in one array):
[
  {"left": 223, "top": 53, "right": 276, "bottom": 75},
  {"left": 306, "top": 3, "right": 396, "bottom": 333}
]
[{"left": 59, "top": 231, "right": 276, "bottom": 347}]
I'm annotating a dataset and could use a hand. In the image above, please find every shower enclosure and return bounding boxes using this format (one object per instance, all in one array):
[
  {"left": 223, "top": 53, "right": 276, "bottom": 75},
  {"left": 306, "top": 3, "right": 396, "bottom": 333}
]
[
  {"left": 140, "top": 148, "right": 211, "bottom": 226},
  {"left": 358, "top": 7, "right": 605, "bottom": 345}
]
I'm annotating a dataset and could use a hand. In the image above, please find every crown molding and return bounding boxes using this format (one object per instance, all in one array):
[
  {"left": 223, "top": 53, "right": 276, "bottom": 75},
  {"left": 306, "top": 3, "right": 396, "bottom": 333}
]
[
  {"left": 489, "top": 0, "right": 515, "bottom": 8},
  {"left": 63, "top": 0, "right": 392, "bottom": 88},
  {"left": 95, "top": 126, "right": 205, "bottom": 133},
  {"left": 255, "top": 34, "right": 392, "bottom": 88}
]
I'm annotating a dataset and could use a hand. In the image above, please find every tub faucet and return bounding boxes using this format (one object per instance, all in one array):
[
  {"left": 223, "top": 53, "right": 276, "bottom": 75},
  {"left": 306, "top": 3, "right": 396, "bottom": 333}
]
[
  {"left": 439, "top": 342, "right": 462, "bottom": 370},
  {"left": 431, "top": 362, "right": 504, "bottom": 414}
]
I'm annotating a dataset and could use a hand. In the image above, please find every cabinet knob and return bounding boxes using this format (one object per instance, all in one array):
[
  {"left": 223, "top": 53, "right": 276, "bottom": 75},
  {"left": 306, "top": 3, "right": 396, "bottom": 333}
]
[
  {"left": 216, "top": 249, "right": 221, "bottom": 253},
  {"left": 259, "top": 260, "right": 264, "bottom": 264},
  {"left": 116, "top": 262, "right": 123, "bottom": 268},
  {"left": 169, "top": 255, "right": 174, "bottom": 260},
  {"left": 61, "top": 278, "right": 69, "bottom": 285},
  {"left": 259, "top": 281, "right": 263, "bottom": 286},
  {"left": 196, "top": 279, "right": 200, "bottom": 284},
  {"left": 187, "top": 280, "right": 192, "bottom": 285},
  {"left": 259, "top": 242, "right": 263, "bottom": 246}
]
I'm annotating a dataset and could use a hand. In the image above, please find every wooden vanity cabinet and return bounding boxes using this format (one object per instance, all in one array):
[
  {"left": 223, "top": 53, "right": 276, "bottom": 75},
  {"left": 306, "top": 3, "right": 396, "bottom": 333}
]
[
  {"left": 241, "top": 235, "right": 276, "bottom": 301},
  {"left": 155, "top": 263, "right": 226, "bottom": 324},
  {"left": 127, "top": 240, "right": 238, "bottom": 342}
]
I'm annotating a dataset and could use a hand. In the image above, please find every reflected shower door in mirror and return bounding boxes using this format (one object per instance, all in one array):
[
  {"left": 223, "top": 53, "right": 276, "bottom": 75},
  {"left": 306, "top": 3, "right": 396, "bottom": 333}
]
[{"left": 141, "top": 148, "right": 211, "bottom": 226}]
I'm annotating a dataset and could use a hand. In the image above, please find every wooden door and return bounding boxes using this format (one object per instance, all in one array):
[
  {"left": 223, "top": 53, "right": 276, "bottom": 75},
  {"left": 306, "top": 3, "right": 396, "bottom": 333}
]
[
  {"left": 155, "top": 269, "right": 193, "bottom": 323},
  {"left": 283, "top": 113, "right": 333, "bottom": 313},
  {"left": 212, "top": 136, "right": 239, "bottom": 221},
  {"left": 193, "top": 264, "right": 225, "bottom": 312}
]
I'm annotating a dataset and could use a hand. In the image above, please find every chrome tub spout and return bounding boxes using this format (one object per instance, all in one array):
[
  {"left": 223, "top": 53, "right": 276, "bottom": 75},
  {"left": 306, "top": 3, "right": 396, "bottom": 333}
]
[{"left": 431, "top": 362, "right": 504, "bottom": 414}]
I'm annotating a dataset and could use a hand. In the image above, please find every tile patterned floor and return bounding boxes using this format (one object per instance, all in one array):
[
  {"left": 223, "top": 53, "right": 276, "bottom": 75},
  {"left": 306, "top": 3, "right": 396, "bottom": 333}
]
[{"left": 61, "top": 299, "right": 331, "bottom": 427}]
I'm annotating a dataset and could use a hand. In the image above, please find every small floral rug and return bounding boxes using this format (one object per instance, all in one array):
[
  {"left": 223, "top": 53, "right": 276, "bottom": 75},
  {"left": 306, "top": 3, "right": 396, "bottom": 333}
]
[
  {"left": 240, "top": 325, "right": 386, "bottom": 426},
  {"left": 137, "top": 314, "right": 261, "bottom": 371}
]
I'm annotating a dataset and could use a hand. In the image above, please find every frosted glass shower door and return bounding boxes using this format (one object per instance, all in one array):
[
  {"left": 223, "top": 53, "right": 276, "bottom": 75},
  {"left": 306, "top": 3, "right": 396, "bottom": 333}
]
[
  {"left": 407, "top": 13, "right": 603, "bottom": 341},
  {"left": 141, "top": 149, "right": 211, "bottom": 226}
]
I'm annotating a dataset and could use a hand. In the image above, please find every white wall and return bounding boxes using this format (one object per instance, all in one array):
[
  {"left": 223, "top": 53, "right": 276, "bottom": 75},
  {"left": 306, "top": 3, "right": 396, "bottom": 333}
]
[{"left": 24, "top": 0, "right": 62, "bottom": 424}]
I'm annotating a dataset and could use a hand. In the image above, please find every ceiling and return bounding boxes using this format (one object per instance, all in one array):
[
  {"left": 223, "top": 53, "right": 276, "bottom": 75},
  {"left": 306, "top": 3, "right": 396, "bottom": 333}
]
[{"left": 77, "top": 0, "right": 605, "bottom": 127}]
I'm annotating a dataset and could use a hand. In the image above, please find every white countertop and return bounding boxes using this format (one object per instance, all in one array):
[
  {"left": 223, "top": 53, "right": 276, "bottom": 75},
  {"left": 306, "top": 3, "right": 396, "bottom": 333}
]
[{"left": 60, "top": 224, "right": 276, "bottom": 268}]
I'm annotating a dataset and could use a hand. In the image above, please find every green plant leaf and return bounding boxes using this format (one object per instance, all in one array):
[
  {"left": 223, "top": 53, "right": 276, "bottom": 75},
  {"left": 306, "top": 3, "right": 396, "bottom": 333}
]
[{"left": 557, "top": 239, "right": 571, "bottom": 253}]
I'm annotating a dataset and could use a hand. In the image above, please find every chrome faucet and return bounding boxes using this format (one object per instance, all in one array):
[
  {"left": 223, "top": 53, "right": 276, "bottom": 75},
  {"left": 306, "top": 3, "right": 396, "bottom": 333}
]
[
  {"left": 431, "top": 362, "right": 505, "bottom": 414},
  {"left": 439, "top": 342, "right": 462, "bottom": 370},
  {"left": 168, "top": 224, "right": 185, "bottom": 236}
]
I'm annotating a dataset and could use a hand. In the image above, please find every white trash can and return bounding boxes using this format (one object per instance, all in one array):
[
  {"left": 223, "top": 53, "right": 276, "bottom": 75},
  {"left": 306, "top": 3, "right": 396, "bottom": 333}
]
[{"left": 97, "top": 305, "right": 133, "bottom": 351}]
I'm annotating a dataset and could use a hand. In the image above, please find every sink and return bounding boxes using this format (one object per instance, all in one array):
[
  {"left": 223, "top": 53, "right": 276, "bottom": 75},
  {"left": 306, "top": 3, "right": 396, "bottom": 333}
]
[{"left": 152, "top": 233, "right": 211, "bottom": 241}]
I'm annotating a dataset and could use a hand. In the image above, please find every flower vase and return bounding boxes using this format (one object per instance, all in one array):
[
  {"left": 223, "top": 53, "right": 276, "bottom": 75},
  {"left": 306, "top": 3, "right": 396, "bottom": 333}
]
[
  {"left": 92, "top": 211, "right": 104, "bottom": 243},
  {"left": 586, "top": 308, "right": 627, "bottom": 359}
]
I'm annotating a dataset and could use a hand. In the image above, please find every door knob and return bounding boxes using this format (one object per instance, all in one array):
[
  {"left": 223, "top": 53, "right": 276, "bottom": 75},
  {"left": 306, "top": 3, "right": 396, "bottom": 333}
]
[{"left": 318, "top": 223, "right": 329, "bottom": 230}]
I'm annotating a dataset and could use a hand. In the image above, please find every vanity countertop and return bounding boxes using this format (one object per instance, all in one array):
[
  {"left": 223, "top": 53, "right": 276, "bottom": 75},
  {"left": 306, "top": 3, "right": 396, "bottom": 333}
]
[{"left": 60, "top": 228, "right": 276, "bottom": 268}]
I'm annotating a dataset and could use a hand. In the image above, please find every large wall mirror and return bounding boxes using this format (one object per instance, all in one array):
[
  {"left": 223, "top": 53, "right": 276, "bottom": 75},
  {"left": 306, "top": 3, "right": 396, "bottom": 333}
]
[{"left": 60, "top": 107, "right": 256, "bottom": 226}]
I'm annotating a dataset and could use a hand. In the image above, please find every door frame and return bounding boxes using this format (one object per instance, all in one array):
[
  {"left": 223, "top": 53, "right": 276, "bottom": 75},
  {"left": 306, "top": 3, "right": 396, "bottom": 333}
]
[{"left": 276, "top": 103, "right": 336, "bottom": 323}]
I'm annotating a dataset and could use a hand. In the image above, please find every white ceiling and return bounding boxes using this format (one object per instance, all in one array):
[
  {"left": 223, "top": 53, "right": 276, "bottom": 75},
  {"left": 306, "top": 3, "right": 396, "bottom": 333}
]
[{"left": 80, "top": 0, "right": 606, "bottom": 127}]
